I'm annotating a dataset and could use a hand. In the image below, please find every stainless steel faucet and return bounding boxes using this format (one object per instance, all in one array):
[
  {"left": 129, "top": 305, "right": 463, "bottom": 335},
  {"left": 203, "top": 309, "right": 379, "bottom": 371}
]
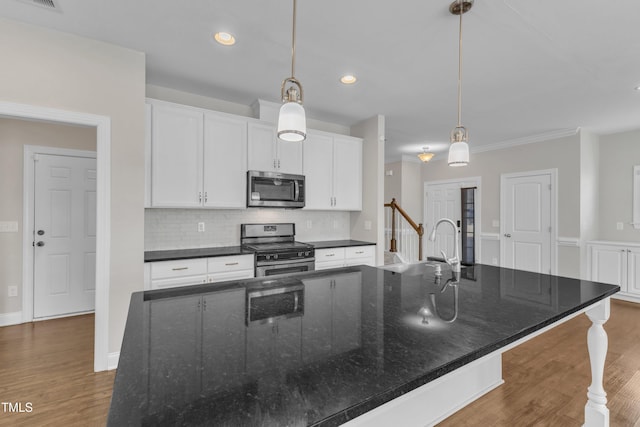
[{"left": 428, "top": 218, "right": 461, "bottom": 272}]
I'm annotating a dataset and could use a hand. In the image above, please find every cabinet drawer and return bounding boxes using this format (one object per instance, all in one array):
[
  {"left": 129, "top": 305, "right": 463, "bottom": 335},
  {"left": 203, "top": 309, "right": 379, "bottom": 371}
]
[
  {"left": 315, "top": 260, "right": 345, "bottom": 271},
  {"left": 345, "top": 246, "right": 374, "bottom": 259},
  {"left": 208, "top": 270, "right": 254, "bottom": 284},
  {"left": 208, "top": 254, "right": 254, "bottom": 273},
  {"left": 150, "top": 258, "right": 208, "bottom": 279},
  {"left": 315, "top": 248, "right": 346, "bottom": 262},
  {"left": 151, "top": 275, "right": 208, "bottom": 290}
]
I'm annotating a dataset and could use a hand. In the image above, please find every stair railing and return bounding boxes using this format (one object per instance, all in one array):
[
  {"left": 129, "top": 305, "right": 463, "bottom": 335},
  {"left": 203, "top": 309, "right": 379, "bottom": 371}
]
[{"left": 384, "top": 198, "right": 424, "bottom": 261}]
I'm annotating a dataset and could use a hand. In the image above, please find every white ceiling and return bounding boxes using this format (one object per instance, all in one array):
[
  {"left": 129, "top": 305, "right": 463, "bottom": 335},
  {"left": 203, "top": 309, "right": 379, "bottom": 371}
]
[{"left": 3, "top": 0, "right": 640, "bottom": 162}]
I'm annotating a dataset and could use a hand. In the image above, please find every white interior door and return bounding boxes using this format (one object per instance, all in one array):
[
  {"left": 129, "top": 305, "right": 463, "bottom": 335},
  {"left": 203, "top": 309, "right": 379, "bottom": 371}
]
[
  {"left": 425, "top": 184, "right": 460, "bottom": 259},
  {"left": 502, "top": 172, "right": 552, "bottom": 274},
  {"left": 33, "top": 153, "right": 97, "bottom": 318}
]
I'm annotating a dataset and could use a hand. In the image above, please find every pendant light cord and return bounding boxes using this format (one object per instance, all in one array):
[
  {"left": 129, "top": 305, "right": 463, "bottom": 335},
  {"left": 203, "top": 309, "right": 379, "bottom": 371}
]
[
  {"left": 457, "top": 0, "right": 463, "bottom": 128},
  {"left": 291, "top": 0, "right": 297, "bottom": 78}
]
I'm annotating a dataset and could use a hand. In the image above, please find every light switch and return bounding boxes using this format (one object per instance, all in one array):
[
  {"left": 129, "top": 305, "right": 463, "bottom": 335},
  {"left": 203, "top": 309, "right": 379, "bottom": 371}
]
[
  {"left": 0, "top": 221, "right": 18, "bottom": 233},
  {"left": 364, "top": 220, "right": 372, "bottom": 230},
  {"left": 616, "top": 222, "right": 624, "bottom": 230}
]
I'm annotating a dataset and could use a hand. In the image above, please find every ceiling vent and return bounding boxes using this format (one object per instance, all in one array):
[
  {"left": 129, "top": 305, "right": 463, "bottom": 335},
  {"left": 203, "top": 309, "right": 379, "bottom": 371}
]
[{"left": 17, "top": 0, "right": 60, "bottom": 12}]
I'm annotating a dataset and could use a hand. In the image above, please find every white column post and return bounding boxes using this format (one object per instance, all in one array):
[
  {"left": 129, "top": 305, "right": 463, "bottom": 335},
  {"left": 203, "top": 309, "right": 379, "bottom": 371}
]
[{"left": 584, "top": 297, "right": 610, "bottom": 427}]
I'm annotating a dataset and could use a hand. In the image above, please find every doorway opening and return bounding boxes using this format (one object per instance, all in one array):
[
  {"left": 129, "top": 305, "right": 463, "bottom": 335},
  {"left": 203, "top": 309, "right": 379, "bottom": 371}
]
[{"left": 0, "top": 100, "right": 111, "bottom": 372}]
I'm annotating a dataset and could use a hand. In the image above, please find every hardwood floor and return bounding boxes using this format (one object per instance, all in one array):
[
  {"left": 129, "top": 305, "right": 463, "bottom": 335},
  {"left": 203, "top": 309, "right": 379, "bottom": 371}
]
[
  {"left": 0, "top": 314, "right": 114, "bottom": 427},
  {"left": 440, "top": 300, "right": 640, "bottom": 427},
  {"left": 0, "top": 300, "right": 638, "bottom": 426}
]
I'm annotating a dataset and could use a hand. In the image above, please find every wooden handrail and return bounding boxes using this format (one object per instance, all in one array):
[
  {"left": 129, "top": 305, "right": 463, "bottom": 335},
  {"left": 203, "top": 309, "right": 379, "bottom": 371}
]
[{"left": 384, "top": 198, "right": 424, "bottom": 261}]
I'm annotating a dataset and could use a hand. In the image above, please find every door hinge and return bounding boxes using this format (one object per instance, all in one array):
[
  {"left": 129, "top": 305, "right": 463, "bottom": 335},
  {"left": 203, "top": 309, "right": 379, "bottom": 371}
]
[
  {"left": 548, "top": 226, "right": 552, "bottom": 233},
  {"left": 548, "top": 184, "right": 551, "bottom": 190}
]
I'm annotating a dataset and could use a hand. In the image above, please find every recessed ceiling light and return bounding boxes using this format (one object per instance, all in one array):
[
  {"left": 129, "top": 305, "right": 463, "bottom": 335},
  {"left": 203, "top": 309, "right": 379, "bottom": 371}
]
[
  {"left": 635, "top": 86, "right": 640, "bottom": 91},
  {"left": 340, "top": 74, "right": 357, "bottom": 85},
  {"left": 214, "top": 32, "right": 236, "bottom": 46}
]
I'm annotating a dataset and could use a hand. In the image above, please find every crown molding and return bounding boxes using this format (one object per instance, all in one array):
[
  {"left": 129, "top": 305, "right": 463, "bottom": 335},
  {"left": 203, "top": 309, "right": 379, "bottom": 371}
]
[{"left": 470, "top": 128, "right": 580, "bottom": 154}]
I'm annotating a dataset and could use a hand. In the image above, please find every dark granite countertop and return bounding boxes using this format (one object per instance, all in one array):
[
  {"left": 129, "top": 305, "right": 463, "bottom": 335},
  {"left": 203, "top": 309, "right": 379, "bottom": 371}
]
[
  {"left": 306, "top": 239, "right": 375, "bottom": 249},
  {"left": 108, "top": 264, "right": 618, "bottom": 426},
  {"left": 144, "top": 246, "right": 253, "bottom": 262}
]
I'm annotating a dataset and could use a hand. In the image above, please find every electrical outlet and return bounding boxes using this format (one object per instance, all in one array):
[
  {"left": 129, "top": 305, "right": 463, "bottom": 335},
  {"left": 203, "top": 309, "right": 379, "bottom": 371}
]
[
  {"left": 616, "top": 222, "right": 624, "bottom": 231},
  {"left": 333, "top": 220, "right": 338, "bottom": 229},
  {"left": 364, "top": 220, "right": 372, "bottom": 230},
  {"left": 492, "top": 257, "right": 498, "bottom": 265},
  {"left": 198, "top": 222, "right": 205, "bottom": 232},
  {"left": 8, "top": 286, "right": 18, "bottom": 297},
  {"left": 0, "top": 221, "right": 19, "bottom": 233},
  {"left": 306, "top": 220, "right": 312, "bottom": 229}
]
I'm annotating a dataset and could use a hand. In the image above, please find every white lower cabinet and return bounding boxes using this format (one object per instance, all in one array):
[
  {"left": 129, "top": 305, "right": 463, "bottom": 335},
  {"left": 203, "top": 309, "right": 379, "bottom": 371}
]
[
  {"left": 588, "top": 242, "right": 640, "bottom": 300},
  {"left": 146, "top": 254, "right": 254, "bottom": 290},
  {"left": 315, "top": 245, "right": 376, "bottom": 270}
]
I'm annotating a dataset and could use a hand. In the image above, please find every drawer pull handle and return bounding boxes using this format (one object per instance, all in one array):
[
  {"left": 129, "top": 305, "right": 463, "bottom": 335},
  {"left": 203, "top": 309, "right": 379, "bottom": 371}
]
[
  {"left": 326, "top": 254, "right": 335, "bottom": 257},
  {"left": 225, "top": 262, "right": 239, "bottom": 266},
  {"left": 355, "top": 251, "right": 364, "bottom": 254},
  {"left": 172, "top": 267, "right": 189, "bottom": 271}
]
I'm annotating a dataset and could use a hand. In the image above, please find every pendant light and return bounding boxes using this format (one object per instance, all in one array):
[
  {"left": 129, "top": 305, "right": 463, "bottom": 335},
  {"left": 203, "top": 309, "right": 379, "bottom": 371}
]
[
  {"left": 277, "top": 0, "right": 306, "bottom": 142},
  {"left": 417, "top": 146, "right": 435, "bottom": 163},
  {"left": 448, "top": 0, "right": 473, "bottom": 167}
]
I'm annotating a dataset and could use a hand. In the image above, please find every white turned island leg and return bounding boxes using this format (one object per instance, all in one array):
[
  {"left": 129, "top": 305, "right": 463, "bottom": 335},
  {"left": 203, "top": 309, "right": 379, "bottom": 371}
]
[{"left": 584, "top": 297, "right": 611, "bottom": 427}]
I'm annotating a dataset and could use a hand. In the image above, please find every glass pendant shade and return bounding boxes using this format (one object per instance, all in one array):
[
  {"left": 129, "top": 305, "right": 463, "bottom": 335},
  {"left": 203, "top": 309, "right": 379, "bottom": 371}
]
[
  {"left": 277, "top": 101, "right": 306, "bottom": 142},
  {"left": 448, "top": 141, "right": 469, "bottom": 166},
  {"left": 417, "top": 152, "right": 434, "bottom": 162}
]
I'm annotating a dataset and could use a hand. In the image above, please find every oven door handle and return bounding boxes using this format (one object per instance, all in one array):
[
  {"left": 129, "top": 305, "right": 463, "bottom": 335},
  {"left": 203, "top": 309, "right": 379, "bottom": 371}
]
[{"left": 294, "top": 179, "right": 300, "bottom": 201}]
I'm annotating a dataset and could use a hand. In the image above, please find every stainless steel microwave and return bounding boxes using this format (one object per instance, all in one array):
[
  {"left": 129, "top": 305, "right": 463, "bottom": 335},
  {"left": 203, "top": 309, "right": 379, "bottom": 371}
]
[{"left": 247, "top": 170, "right": 305, "bottom": 208}]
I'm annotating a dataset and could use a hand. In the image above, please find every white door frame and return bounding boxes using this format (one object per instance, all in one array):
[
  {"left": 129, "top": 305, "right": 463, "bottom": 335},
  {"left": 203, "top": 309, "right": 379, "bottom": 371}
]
[
  {"left": 500, "top": 168, "right": 558, "bottom": 275},
  {"left": 24, "top": 146, "right": 97, "bottom": 319},
  {"left": 1, "top": 100, "right": 111, "bottom": 373},
  {"left": 423, "top": 176, "right": 482, "bottom": 264}
]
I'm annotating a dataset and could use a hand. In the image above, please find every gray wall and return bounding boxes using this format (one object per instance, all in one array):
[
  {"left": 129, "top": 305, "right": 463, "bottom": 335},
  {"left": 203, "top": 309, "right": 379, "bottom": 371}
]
[
  {"left": 598, "top": 129, "right": 640, "bottom": 242},
  {"left": 0, "top": 17, "right": 146, "bottom": 353}
]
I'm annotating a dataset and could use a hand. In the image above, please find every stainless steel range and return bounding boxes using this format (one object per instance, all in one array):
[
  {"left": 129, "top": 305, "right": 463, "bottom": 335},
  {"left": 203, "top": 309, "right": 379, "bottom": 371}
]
[{"left": 241, "top": 223, "right": 315, "bottom": 277}]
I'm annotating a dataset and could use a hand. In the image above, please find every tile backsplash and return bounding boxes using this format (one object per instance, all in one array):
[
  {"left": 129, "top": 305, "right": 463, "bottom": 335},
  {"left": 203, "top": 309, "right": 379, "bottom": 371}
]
[{"left": 145, "top": 208, "right": 352, "bottom": 250}]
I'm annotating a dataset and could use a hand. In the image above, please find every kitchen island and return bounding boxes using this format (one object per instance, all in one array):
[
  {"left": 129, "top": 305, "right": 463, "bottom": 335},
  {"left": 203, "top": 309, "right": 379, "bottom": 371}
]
[{"left": 108, "top": 263, "right": 618, "bottom": 426}]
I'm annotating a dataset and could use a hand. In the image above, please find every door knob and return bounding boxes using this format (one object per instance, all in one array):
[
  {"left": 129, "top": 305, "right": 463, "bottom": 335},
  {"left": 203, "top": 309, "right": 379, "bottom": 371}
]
[
  {"left": 504, "top": 233, "right": 511, "bottom": 238},
  {"left": 36, "top": 241, "right": 45, "bottom": 247}
]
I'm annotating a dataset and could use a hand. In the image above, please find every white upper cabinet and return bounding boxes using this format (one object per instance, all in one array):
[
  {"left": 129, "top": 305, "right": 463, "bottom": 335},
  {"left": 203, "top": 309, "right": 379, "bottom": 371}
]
[
  {"left": 303, "top": 130, "right": 362, "bottom": 211},
  {"left": 302, "top": 132, "right": 333, "bottom": 210},
  {"left": 247, "top": 122, "right": 303, "bottom": 175},
  {"left": 147, "top": 100, "right": 248, "bottom": 209},
  {"left": 203, "top": 112, "right": 247, "bottom": 208},
  {"left": 150, "top": 102, "right": 203, "bottom": 207}
]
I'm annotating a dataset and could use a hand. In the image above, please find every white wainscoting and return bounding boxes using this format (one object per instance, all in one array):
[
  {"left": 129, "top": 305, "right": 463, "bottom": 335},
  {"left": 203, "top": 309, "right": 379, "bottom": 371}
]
[{"left": 480, "top": 233, "right": 500, "bottom": 266}]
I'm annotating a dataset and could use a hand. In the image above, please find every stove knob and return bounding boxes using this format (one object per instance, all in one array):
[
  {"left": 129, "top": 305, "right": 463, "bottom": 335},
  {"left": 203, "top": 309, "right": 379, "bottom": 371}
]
[
  {"left": 305, "top": 251, "right": 310, "bottom": 256},
  {"left": 265, "top": 255, "right": 271, "bottom": 260},
  {"left": 298, "top": 252, "right": 303, "bottom": 257},
  {"left": 274, "top": 254, "right": 279, "bottom": 260}
]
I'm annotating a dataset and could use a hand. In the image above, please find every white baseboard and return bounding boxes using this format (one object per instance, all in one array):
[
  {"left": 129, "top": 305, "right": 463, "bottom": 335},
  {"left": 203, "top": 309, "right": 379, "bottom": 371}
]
[
  {"left": 612, "top": 293, "right": 640, "bottom": 304},
  {"left": 107, "top": 352, "right": 120, "bottom": 370},
  {"left": 0, "top": 311, "right": 23, "bottom": 327}
]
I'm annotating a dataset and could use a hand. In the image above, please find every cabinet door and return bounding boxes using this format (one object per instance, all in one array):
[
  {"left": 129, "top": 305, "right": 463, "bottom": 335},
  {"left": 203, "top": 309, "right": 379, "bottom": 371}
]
[
  {"left": 148, "top": 295, "right": 201, "bottom": 415},
  {"left": 301, "top": 277, "right": 333, "bottom": 363},
  {"left": 627, "top": 248, "right": 640, "bottom": 296},
  {"left": 277, "top": 138, "right": 303, "bottom": 175},
  {"left": 332, "top": 136, "right": 362, "bottom": 211},
  {"left": 303, "top": 132, "right": 334, "bottom": 210},
  {"left": 247, "top": 122, "right": 277, "bottom": 172},
  {"left": 590, "top": 245, "right": 627, "bottom": 290},
  {"left": 332, "top": 272, "right": 362, "bottom": 355},
  {"left": 201, "top": 289, "right": 246, "bottom": 395},
  {"left": 203, "top": 113, "right": 247, "bottom": 208},
  {"left": 246, "top": 322, "right": 274, "bottom": 375},
  {"left": 151, "top": 103, "right": 203, "bottom": 207}
]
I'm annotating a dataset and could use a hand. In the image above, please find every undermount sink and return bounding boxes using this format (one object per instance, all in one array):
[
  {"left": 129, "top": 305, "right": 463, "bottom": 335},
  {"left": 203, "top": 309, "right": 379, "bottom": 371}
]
[{"left": 381, "top": 261, "right": 442, "bottom": 275}]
